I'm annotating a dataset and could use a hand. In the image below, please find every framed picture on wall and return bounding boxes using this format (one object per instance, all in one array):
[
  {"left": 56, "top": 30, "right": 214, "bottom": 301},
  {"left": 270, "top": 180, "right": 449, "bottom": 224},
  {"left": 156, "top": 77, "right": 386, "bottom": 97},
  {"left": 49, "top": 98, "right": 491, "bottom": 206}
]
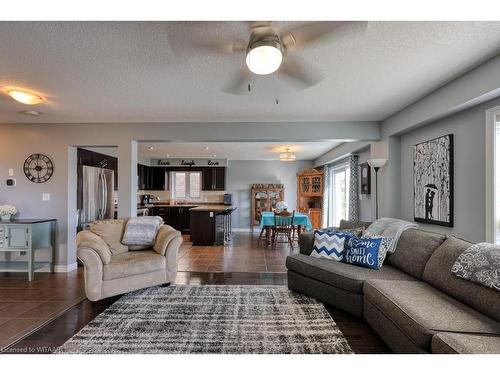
[
  {"left": 413, "top": 134, "right": 454, "bottom": 227},
  {"left": 359, "top": 163, "right": 371, "bottom": 195}
]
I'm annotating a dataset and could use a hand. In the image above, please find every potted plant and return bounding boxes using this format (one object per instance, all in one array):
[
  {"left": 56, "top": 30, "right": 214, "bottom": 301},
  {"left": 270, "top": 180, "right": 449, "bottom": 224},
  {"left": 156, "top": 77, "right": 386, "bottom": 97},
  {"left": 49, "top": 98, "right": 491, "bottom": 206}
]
[{"left": 0, "top": 205, "right": 18, "bottom": 221}]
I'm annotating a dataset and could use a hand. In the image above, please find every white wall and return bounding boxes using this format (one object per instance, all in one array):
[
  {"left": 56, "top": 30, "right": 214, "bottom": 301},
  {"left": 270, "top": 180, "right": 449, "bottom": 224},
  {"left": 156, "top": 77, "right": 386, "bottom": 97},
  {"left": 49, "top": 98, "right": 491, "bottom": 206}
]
[{"left": 226, "top": 160, "right": 313, "bottom": 229}]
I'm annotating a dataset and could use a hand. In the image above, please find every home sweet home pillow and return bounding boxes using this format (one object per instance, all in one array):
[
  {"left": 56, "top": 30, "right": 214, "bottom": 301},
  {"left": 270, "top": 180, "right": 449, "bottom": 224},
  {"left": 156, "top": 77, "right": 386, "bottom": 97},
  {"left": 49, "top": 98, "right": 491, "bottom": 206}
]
[
  {"left": 310, "top": 230, "right": 353, "bottom": 261},
  {"left": 342, "top": 234, "right": 393, "bottom": 270}
]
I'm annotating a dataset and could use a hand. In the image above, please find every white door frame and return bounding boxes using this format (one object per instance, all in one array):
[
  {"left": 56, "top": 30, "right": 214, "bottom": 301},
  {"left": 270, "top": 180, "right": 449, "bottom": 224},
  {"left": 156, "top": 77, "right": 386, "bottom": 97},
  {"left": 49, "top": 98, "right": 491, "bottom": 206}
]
[{"left": 485, "top": 104, "right": 500, "bottom": 243}]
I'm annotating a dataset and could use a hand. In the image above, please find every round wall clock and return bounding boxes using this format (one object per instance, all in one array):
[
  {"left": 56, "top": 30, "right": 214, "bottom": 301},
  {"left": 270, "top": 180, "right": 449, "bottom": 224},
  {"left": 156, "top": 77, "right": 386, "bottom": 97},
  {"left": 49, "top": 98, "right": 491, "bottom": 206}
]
[{"left": 23, "top": 154, "right": 54, "bottom": 183}]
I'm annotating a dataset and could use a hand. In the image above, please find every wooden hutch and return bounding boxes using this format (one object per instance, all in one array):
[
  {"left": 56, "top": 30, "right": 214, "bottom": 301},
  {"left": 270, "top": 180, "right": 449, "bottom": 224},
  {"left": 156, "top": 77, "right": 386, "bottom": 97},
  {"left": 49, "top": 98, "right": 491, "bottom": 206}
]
[
  {"left": 297, "top": 168, "right": 324, "bottom": 229},
  {"left": 250, "top": 184, "right": 285, "bottom": 230}
]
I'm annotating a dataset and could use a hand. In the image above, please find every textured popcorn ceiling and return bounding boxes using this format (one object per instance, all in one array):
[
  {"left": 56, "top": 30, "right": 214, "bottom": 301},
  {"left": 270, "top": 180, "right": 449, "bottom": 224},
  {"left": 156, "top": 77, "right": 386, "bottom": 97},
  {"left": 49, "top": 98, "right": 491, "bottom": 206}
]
[{"left": 1, "top": 21, "right": 500, "bottom": 124}]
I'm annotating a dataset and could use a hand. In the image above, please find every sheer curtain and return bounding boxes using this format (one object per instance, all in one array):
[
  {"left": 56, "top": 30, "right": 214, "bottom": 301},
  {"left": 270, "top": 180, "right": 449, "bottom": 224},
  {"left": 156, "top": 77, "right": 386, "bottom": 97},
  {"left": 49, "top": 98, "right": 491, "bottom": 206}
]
[{"left": 322, "top": 165, "right": 330, "bottom": 228}]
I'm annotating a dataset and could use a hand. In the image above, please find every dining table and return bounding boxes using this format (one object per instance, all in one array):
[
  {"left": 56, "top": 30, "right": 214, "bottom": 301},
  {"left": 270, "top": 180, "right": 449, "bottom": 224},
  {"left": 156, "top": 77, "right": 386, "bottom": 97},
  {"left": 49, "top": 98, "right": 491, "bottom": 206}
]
[{"left": 259, "top": 211, "right": 313, "bottom": 246}]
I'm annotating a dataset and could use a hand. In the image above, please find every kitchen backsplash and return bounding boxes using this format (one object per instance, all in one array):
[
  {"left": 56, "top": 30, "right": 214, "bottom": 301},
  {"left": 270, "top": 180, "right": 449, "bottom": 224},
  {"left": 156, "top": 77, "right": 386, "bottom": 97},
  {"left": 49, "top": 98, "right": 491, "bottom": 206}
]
[{"left": 137, "top": 190, "right": 226, "bottom": 203}]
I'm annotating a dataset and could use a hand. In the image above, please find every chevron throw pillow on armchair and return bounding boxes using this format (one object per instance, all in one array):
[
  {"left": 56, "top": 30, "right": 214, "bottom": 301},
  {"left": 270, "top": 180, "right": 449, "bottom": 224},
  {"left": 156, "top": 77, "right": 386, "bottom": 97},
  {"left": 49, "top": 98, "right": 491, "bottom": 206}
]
[{"left": 310, "top": 230, "right": 354, "bottom": 261}]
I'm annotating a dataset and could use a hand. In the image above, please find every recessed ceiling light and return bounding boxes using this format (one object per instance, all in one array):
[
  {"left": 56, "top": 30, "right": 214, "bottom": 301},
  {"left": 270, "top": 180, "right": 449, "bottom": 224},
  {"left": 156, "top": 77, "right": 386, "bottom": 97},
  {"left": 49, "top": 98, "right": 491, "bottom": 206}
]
[
  {"left": 213, "top": 154, "right": 217, "bottom": 157},
  {"left": 6, "top": 89, "right": 43, "bottom": 105},
  {"left": 205, "top": 146, "right": 210, "bottom": 151},
  {"left": 22, "top": 110, "right": 41, "bottom": 116},
  {"left": 148, "top": 146, "right": 154, "bottom": 150},
  {"left": 166, "top": 154, "right": 170, "bottom": 158}
]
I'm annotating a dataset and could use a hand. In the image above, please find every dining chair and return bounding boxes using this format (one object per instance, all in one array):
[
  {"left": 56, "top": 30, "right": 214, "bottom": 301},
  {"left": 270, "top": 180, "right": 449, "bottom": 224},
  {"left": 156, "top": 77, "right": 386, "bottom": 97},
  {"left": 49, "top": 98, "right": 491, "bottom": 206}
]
[{"left": 272, "top": 210, "right": 295, "bottom": 251}]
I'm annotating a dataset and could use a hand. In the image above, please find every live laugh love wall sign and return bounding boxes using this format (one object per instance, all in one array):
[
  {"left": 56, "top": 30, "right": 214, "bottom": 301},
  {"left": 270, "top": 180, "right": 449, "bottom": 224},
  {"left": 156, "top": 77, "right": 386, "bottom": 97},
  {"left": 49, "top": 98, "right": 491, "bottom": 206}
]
[{"left": 413, "top": 134, "right": 454, "bottom": 227}]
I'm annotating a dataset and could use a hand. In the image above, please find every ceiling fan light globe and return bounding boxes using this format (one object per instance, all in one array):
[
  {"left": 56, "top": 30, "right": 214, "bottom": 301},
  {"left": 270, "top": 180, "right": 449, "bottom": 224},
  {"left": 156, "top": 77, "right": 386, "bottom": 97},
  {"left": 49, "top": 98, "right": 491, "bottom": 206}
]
[{"left": 245, "top": 45, "right": 282, "bottom": 75}]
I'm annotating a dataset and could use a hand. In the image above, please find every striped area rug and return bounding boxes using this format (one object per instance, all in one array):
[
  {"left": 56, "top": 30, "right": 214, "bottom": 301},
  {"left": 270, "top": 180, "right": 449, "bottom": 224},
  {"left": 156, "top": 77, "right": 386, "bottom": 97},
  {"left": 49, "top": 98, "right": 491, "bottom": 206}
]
[{"left": 56, "top": 285, "right": 353, "bottom": 354}]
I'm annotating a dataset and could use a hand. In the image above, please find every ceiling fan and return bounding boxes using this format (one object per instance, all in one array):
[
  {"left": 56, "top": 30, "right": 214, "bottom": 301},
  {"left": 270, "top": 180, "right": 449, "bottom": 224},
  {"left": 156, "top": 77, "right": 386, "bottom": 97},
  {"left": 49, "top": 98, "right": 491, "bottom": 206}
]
[{"left": 181, "top": 21, "right": 367, "bottom": 95}]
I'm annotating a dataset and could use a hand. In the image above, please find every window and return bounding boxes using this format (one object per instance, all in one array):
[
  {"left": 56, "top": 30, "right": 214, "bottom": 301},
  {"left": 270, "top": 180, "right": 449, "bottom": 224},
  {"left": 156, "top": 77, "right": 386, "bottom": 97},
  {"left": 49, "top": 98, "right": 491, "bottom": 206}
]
[
  {"left": 327, "top": 164, "right": 350, "bottom": 227},
  {"left": 171, "top": 171, "right": 201, "bottom": 199}
]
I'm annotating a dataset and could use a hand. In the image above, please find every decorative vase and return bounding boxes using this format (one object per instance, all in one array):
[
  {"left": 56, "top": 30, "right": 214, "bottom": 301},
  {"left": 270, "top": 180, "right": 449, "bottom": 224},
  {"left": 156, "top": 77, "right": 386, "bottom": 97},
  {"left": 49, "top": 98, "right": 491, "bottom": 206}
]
[{"left": 1, "top": 214, "right": 11, "bottom": 221}]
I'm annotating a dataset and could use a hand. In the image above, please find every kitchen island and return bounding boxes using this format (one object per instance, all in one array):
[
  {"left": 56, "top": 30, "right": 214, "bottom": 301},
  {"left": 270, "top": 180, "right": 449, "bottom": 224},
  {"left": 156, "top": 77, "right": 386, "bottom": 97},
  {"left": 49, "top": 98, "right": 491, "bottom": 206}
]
[
  {"left": 189, "top": 206, "right": 236, "bottom": 246},
  {"left": 139, "top": 202, "right": 236, "bottom": 245}
]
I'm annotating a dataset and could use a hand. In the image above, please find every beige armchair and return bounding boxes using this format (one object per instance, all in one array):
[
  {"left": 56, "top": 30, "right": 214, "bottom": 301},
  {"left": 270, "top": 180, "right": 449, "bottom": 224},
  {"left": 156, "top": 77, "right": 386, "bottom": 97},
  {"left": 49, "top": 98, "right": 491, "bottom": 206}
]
[{"left": 76, "top": 219, "right": 182, "bottom": 301}]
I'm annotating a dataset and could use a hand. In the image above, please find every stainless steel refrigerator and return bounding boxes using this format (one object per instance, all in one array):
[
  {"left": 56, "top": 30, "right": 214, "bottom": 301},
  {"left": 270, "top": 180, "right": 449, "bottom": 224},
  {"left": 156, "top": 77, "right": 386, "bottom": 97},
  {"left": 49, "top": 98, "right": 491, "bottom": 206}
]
[{"left": 77, "top": 165, "right": 114, "bottom": 230}]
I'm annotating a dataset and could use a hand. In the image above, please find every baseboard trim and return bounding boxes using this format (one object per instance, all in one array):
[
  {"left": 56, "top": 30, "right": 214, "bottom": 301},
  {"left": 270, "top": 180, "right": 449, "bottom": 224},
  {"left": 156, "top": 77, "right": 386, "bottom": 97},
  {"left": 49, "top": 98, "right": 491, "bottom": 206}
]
[
  {"left": 54, "top": 262, "right": 78, "bottom": 273},
  {"left": 232, "top": 228, "right": 252, "bottom": 233}
]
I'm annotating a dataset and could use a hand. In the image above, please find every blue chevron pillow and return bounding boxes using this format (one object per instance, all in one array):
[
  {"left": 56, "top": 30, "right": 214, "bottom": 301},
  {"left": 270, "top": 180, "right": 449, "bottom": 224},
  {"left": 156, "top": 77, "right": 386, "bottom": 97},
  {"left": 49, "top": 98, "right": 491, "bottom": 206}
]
[{"left": 310, "top": 230, "right": 353, "bottom": 261}]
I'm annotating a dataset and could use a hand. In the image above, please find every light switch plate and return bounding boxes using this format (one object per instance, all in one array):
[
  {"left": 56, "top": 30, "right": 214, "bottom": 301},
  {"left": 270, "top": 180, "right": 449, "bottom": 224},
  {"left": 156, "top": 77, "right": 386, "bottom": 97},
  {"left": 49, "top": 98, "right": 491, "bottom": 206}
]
[
  {"left": 42, "top": 193, "right": 50, "bottom": 201},
  {"left": 8, "top": 169, "right": 14, "bottom": 176}
]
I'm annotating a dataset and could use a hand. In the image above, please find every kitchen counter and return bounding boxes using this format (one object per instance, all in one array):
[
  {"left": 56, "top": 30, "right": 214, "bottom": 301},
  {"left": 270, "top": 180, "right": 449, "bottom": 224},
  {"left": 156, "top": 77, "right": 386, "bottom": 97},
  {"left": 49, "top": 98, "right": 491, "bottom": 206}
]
[{"left": 189, "top": 205, "right": 236, "bottom": 212}]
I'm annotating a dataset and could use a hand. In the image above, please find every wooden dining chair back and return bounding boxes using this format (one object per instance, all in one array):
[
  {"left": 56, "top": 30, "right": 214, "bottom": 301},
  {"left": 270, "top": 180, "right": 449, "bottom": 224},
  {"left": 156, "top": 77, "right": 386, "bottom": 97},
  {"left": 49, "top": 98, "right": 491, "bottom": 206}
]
[{"left": 272, "top": 210, "right": 295, "bottom": 251}]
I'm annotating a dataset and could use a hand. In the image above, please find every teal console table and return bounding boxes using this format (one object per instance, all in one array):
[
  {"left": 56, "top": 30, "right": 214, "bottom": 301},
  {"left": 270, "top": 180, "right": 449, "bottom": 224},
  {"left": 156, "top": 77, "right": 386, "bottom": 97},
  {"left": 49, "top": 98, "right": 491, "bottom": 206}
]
[{"left": 0, "top": 219, "right": 56, "bottom": 281}]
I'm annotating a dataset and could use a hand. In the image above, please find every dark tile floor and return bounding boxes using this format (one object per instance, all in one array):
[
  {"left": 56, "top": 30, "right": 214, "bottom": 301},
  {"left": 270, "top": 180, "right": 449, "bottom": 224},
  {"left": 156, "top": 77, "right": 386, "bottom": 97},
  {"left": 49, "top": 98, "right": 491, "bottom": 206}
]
[
  {"left": 0, "top": 270, "right": 86, "bottom": 349},
  {"left": 177, "top": 231, "right": 292, "bottom": 273}
]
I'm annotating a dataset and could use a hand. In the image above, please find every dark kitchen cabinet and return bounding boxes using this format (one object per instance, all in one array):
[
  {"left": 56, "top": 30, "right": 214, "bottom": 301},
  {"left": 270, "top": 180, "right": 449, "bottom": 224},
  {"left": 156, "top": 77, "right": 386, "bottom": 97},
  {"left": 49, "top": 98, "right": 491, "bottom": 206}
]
[
  {"left": 214, "top": 167, "right": 226, "bottom": 190},
  {"left": 149, "top": 206, "right": 193, "bottom": 233},
  {"left": 202, "top": 167, "right": 226, "bottom": 191},
  {"left": 137, "top": 165, "right": 166, "bottom": 191},
  {"left": 169, "top": 206, "right": 194, "bottom": 233},
  {"left": 150, "top": 206, "right": 169, "bottom": 223},
  {"left": 137, "top": 164, "right": 148, "bottom": 190},
  {"left": 148, "top": 167, "right": 166, "bottom": 190},
  {"left": 77, "top": 148, "right": 118, "bottom": 190}
]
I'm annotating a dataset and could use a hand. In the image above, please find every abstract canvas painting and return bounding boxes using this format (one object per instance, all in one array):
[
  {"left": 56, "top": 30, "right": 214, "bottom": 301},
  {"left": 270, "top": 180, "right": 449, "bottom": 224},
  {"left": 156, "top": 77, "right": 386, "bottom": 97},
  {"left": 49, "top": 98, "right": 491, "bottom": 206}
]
[{"left": 414, "top": 134, "right": 454, "bottom": 227}]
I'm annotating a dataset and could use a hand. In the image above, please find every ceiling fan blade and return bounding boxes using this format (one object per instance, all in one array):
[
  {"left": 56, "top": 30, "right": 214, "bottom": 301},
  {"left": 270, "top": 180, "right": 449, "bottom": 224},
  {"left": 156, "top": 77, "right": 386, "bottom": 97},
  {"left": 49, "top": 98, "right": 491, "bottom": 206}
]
[
  {"left": 222, "top": 68, "right": 252, "bottom": 95},
  {"left": 247, "top": 21, "right": 273, "bottom": 30},
  {"left": 279, "top": 56, "right": 323, "bottom": 90},
  {"left": 180, "top": 39, "right": 247, "bottom": 55},
  {"left": 281, "top": 21, "right": 367, "bottom": 49}
]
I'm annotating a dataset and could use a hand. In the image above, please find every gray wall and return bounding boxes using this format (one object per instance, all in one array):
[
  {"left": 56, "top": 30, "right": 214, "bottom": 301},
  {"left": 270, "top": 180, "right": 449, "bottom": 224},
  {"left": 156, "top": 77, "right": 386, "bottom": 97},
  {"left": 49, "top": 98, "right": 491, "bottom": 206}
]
[
  {"left": 226, "top": 160, "right": 313, "bottom": 229},
  {"left": 399, "top": 97, "right": 500, "bottom": 242}
]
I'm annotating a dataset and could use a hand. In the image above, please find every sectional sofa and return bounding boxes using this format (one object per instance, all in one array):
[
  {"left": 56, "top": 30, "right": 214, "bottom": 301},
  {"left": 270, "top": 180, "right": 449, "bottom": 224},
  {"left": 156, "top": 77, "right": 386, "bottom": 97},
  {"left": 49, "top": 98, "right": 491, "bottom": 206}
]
[{"left": 286, "top": 220, "right": 500, "bottom": 354}]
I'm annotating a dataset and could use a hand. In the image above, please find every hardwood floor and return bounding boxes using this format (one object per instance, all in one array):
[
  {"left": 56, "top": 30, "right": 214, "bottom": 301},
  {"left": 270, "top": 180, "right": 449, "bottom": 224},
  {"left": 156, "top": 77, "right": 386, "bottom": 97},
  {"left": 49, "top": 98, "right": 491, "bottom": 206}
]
[{"left": 0, "top": 231, "right": 390, "bottom": 354}]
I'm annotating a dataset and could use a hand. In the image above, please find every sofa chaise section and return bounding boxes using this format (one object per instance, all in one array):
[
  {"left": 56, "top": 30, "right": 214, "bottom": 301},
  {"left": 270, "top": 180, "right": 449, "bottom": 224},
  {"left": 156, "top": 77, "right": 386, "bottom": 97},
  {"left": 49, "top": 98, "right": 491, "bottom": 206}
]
[
  {"left": 431, "top": 332, "right": 500, "bottom": 354},
  {"left": 363, "top": 280, "right": 500, "bottom": 353}
]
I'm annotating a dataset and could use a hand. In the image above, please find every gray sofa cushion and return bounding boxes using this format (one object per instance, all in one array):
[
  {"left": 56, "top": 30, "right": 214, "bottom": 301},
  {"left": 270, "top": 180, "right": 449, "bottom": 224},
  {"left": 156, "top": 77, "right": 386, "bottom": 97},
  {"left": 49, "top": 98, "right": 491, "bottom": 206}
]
[
  {"left": 423, "top": 236, "right": 500, "bottom": 322},
  {"left": 299, "top": 231, "right": 315, "bottom": 256},
  {"left": 339, "top": 220, "right": 372, "bottom": 230},
  {"left": 386, "top": 229, "right": 446, "bottom": 279},
  {"left": 364, "top": 280, "right": 500, "bottom": 351},
  {"left": 286, "top": 253, "right": 415, "bottom": 294},
  {"left": 432, "top": 332, "right": 500, "bottom": 354},
  {"left": 103, "top": 250, "right": 166, "bottom": 281}
]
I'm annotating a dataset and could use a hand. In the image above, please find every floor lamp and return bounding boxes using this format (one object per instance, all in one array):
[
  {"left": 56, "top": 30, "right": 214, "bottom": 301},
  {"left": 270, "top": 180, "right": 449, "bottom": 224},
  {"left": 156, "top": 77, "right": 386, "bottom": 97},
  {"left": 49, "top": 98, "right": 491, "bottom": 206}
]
[{"left": 367, "top": 158, "right": 387, "bottom": 220}]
